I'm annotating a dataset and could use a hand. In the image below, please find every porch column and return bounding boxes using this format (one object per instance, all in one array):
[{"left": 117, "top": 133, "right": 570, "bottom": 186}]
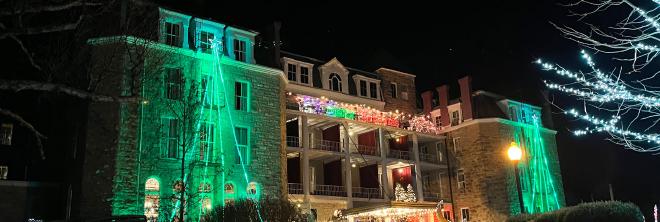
[
  {"left": 299, "top": 115, "right": 310, "bottom": 204},
  {"left": 378, "top": 127, "right": 391, "bottom": 199},
  {"left": 412, "top": 134, "right": 425, "bottom": 202},
  {"left": 342, "top": 121, "right": 353, "bottom": 208}
]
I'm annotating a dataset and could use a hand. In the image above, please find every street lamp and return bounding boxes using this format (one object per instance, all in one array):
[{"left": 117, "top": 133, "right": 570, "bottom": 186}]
[{"left": 507, "top": 142, "right": 525, "bottom": 214}]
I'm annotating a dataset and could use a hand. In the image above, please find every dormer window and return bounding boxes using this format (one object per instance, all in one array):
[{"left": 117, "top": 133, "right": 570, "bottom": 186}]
[
  {"left": 300, "top": 67, "right": 310, "bottom": 84},
  {"left": 165, "top": 22, "right": 181, "bottom": 47},
  {"left": 200, "top": 31, "right": 214, "bottom": 53},
  {"left": 287, "top": 64, "right": 297, "bottom": 81},
  {"left": 359, "top": 80, "right": 367, "bottom": 96},
  {"left": 283, "top": 58, "right": 314, "bottom": 86},
  {"left": 329, "top": 73, "right": 342, "bottom": 92},
  {"left": 233, "top": 39, "right": 246, "bottom": 62},
  {"left": 353, "top": 75, "right": 381, "bottom": 100},
  {"left": 369, "top": 82, "right": 377, "bottom": 99}
]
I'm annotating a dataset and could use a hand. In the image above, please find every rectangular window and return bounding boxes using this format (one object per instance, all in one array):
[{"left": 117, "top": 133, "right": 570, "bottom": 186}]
[
  {"left": 199, "top": 123, "right": 214, "bottom": 162},
  {"left": 235, "top": 81, "right": 248, "bottom": 111},
  {"left": 359, "top": 80, "right": 367, "bottom": 96},
  {"left": 457, "top": 169, "right": 466, "bottom": 190},
  {"left": 165, "top": 22, "right": 180, "bottom": 47},
  {"left": 200, "top": 31, "right": 214, "bottom": 53},
  {"left": 235, "top": 127, "right": 249, "bottom": 164},
  {"left": 1, "top": 124, "right": 13, "bottom": 146},
  {"left": 165, "top": 68, "right": 182, "bottom": 100},
  {"left": 369, "top": 82, "right": 377, "bottom": 98},
  {"left": 233, "top": 39, "right": 246, "bottom": 62},
  {"left": 436, "top": 142, "right": 444, "bottom": 162},
  {"left": 287, "top": 63, "right": 297, "bottom": 82},
  {"left": 453, "top": 137, "right": 460, "bottom": 153},
  {"left": 0, "top": 166, "right": 7, "bottom": 180},
  {"left": 451, "top": 111, "right": 460, "bottom": 126},
  {"left": 461, "top": 208, "right": 470, "bottom": 221},
  {"left": 390, "top": 83, "right": 397, "bottom": 98},
  {"left": 161, "top": 118, "right": 180, "bottom": 159},
  {"left": 509, "top": 106, "right": 518, "bottom": 122},
  {"left": 300, "top": 66, "right": 309, "bottom": 84},
  {"left": 201, "top": 75, "right": 218, "bottom": 108}
]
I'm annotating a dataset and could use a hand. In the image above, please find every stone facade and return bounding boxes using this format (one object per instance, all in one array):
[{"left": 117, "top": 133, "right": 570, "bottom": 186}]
[
  {"left": 376, "top": 68, "right": 417, "bottom": 114},
  {"left": 81, "top": 37, "right": 285, "bottom": 220}
]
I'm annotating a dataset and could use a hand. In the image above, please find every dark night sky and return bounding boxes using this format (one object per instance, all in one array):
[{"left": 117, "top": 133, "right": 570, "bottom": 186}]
[{"left": 173, "top": 0, "right": 658, "bottom": 217}]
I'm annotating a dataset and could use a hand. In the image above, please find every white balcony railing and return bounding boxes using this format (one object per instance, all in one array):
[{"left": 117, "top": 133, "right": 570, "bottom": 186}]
[
  {"left": 312, "top": 184, "right": 346, "bottom": 197},
  {"left": 352, "top": 144, "right": 379, "bottom": 156},
  {"left": 288, "top": 183, "right": 303, "bottom": 194},
  {"left": 352, "top": 187, "right": 382, "bottom": 199},
  {"left": 311, "top": 139, "right": 341, "bottom": 152},
  {"left": 420, "top": 153, "right": 439, "bottom": 163},
  {"left": 387, "top": 149, "right": 411, "bottom": 160},
  {"left": 286, "top": 136, "right": 300, "bottom": 148},
  {"left": 423, "top": 192, "right": 443, "bottom": 202}
]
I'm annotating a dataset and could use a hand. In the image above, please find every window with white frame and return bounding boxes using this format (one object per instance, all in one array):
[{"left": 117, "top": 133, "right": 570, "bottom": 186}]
[
  {"left": 164, "top": 22, "right": 181, "bottom": 47},
  {"left": 200, "top": 31, "right": 214, "bottom": 53},
  {"left": 199, "top": 122, "right": 214, "bottom": 162},
  {"left": 234, "top": 127, "right": 249, "bottom": 164},
  {"left": 390, "top": 83, "right": 398, "bottom": 98},
  {"left": 233, "top": 39, "right": 246, "bottom": 62},
  {"left": 1, "top": 124, "right": 12, "bottom": 145},
  {"left": 0, "top": 166, "right": 7, "bottom": 180},
  {"left": 452, "top": 137, "right": 460, "bottom": 153},
  {"left": 369, "top": 82, "right": 377, "bottom": 99},
  {"left": 160, "top": 118, "right": 180, "bottom": 159},
  {"left": 287, "top": 63, "right": 297, "bottom": 82},
  {"left": 436, "top": 142, "right": 444, "bottom": 162},
  {"left": 359, "top": 80, "right": 367, "bottom": 96},
  {"left": 451, "top": 110, "right": 460, "bottom": 126},
  {"left": 235, "top": 81, "right": 248, "bottom": 111},
  {"left": 300, "top": 66, "right": 310, "bottom": 84},
  {"left": 329, "top": 73, "right": 342, "bottom": 92},
  {"left": 165, "top": 68, "right": 182, "bottom": 100},
  {"left": 201, "top": 74, "right": 222, "bottom": 108},
  {"left": 457, "top": 168, "right": 466, "bottom": 190},
  {"left": 461, "top": 208, "right": 470, "bottom": 221}
]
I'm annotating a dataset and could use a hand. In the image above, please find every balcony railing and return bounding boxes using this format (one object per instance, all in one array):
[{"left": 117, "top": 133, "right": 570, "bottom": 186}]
[
  {"left": 387, "top": 149, "right": 411, "bottom": 160},
  {"left": 286, "top": 136, "right": 300, "bottom": 148},
  {"left": 311, "top": 139, "right": 341, "bottom": 152},
  {"left": 420, "top": 153, "right": 439, "bottom": 163},
  {"left": 312, "top": 184, "right": 346, "bottom": 197},
  {"left": 352, "top": 144, "right": 379, "bottom": 156},
  {"left": 423, "top": 192, "right": 443, "bottom": 202},
  {"left": 288, "top": 183, "right": 303, "bottom": 194},
  {"left": 352, "top": 187, "right": 382, "bottom": 199}
]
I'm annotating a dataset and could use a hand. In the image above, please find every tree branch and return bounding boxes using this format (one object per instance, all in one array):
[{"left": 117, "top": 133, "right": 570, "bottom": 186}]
[
  {"left": 0, "top": 15, "right": 84, "bottom": 39},
  {"left": 0, "top": 80, "right": 140, "bottom": 103},
  {"left": 0, "top": 1, "right": 103, "bottom": 16},
  {"left": 0, "top": 107, "right": 47, "bottom": 159}
]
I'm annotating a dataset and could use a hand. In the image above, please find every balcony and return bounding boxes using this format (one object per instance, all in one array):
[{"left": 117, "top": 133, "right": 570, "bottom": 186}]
[
  {"left": 288, "top": 183, "right": 303, "bottom": 194},
  {"left": 387, "top": 149, "right": 411, "bottom": 160},
  {"left": 312, "top": 184, "right": 346, "bottom": 197},
  {"left": 352, "top": 144, "right": 379, "bottom": 156},
  {"left": 286, "top": 136, "right": 300, "bottom": 148},
  {"left": 420, "top": 153, "right": 439, "bottom": 164},
  {"left": 423, "top": 192, "right": 443, "bottom": 202},
  {"left": 352, "top": 187, "right": 382, "bottom": 199},
  {"left": 311, "top": 139, "right": 341, "bottom": 152}
]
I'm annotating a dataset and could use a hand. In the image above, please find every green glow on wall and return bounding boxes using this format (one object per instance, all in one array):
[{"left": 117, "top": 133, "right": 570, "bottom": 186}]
[{"left": 512, "top": 110, "right": 562, "bottom": 214}]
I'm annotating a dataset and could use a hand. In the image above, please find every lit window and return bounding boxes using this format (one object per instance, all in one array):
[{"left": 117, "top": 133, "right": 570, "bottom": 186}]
[
  {"left": 369, "top": 82, "right": 377, "bottom": 99},
  {"left": 1, "top": 124, "right": 12, "bottom": 145},
  {"left": 235, "top": 127, "right": 249, "bottom": 165},
  {"left": 300, "top": 67, "right": 310, "bottom": 84},
  {"left": 233, "top": 39, "right": 246, "bottom": 62},
  {"left": 287, "top": 63, "right": 297, "bottom": 82},
  {"left": 0, "top": 166, "right": 7, "bottom": 180},
  {"left": 390, "top": 83, "right": 398, "bottom": 98},
  {"left": 247, "top": 182, "right": 258, "bottom": 195},
  {"left": 164, "top": 22, "right": 180, "bottom": 47},
  {"left": 160, "top": 118, "right": 180, "bottom": 159},
  {"left": 165, "top": 68, "right": 182, "bottom": 100},
  {"left": 199, "top": 123, "right": 214, "bottom": 162},
  {"left": 457, "top": 169, "right": 466, "bottom": 190},
  {"left": 199, "top": 182, "right": 211, "bottom": 193},
  {"left": 235, "top": 81, "right": 249, "bottom": 111},
  {"left": 451, "top": 111, "right": 460, "bottom": 126},
  {"left": 201, "top": 197, "right": 212, "bottom": 214},
  {"left": 461, "top": 208, "right": 470, "bottom": 221},
  {"left": 224, "top": 183, "right": 235, "bottom": 194},
  {"left": 200, "top": 31, "right": 214, "bottom": 53},
  {"left": 145, "top": 178, "right": 160, "bottom": 191},
  {"left": 329, "top": 73, "right": 342, "bottom": 92},
  {"left": 144, "top": 178, "right": 160, "bottom": 221},
  {"left": 359, "top": 80, "right": 367, "bottom": 96}
]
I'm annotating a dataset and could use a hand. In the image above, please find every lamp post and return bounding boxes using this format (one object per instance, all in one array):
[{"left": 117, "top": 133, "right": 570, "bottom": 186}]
[{"left": 507, "top": 142, "right": 525, "bottom": 214}]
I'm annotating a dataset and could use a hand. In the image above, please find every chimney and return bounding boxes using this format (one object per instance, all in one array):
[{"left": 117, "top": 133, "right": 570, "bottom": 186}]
[
  {"left": 436, "top": 85, "right": 450, "bottom": 127},
  {"left": 421, "top": 90, "right": 434, "bottom": 113},
  {"left": 458, "top": 76, "right": 474, "bottom": 121},
  {"left": 273, "top": 21, "right": 282, "bottom": 68}
]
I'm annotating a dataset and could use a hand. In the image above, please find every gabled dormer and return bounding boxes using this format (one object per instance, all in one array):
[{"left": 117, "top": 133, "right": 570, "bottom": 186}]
[
  {"left": 192, "top": 18, "right": 225, "bottom": 54},
  {"left": 352, "top": 74, "right": 381, "bottom": 100},
  {"left": 159, "top": 8, "right": 192, "bottom": 48},
  {"left": 226, "top": 27, "right": 257, "bottom": 64},
  {"left": 319, "top": 58, "right": 349, "bottom": 94},
  {"left": 282, "top": 57, "right": 314, "bottom": 86}
]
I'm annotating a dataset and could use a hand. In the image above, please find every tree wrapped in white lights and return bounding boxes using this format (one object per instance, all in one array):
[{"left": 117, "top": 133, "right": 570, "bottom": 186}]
[{"left": 539, "top": 0, "right": 660, "bottom": 153}]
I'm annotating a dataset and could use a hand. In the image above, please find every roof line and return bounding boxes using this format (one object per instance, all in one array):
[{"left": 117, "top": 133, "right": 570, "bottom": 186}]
[{"left": 281, "top": 50, "right": 380, "bottom": 77}]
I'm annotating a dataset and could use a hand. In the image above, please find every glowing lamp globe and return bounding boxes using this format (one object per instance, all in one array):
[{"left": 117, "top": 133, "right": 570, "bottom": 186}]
[{"left": 507, "top": 142, "right": 522, "bottom": 161}]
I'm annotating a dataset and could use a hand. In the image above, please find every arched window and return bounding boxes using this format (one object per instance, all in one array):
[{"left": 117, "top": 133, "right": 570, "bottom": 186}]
[
  {"left": 247, "top": 182, "right": 258, "bottom": 195},
  {"left": 144, "top": 178, "right": 160, "bottom": 221},
  {"left": 199, "top": 182, "right": 211, "bottom": 193},
  {"left": 329, "top": 73, "right": 342, "bottom": 92},
  {"left": 224, "top": 183, "right": 235, "bottom": 194}
]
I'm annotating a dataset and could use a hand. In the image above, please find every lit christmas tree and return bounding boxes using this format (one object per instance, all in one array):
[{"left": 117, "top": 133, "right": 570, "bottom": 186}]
[{"left": 538, "top": 0, "right": 660, "bottom": 153}]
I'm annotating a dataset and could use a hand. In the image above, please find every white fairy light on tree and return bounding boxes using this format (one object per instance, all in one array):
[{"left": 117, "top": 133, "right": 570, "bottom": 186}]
[{"left": 539, "top": 0, "right": 660, "bottom": 153}]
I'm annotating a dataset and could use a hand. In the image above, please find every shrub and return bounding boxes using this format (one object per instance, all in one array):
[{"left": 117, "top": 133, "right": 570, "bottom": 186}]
[
  {"left": 203, "top": 198, "right": 307, "bottom": 222},
  {"left": 506, "top": 201, "right": 644, "bottom": 222}
]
